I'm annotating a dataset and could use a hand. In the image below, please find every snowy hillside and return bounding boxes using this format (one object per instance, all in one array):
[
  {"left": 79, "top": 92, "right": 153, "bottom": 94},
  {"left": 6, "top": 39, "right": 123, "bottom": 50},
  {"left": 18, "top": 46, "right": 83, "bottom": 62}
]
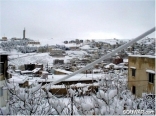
[
  {"left": 9, "top": 53, "right": 73, "bottom": 68},
  {"left": 94, "top": 39, "right": 129, "bottom": 45},
  {"left": 137, "top": 37, "right": 155, "bottom": 45}
]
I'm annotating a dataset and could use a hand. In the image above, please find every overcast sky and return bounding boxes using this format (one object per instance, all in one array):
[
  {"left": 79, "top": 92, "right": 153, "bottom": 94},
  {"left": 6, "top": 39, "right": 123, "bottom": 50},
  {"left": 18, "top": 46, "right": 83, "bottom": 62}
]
[{"left": 0, "top": 0, "right": 155, "bottom": 41}]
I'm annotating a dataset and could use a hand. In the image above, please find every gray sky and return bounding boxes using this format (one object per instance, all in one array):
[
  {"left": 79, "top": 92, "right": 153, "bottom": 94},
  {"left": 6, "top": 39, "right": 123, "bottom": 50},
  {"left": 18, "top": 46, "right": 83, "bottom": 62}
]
[{"left": 0, "top": 0, "right": 155, "bottom": 41}]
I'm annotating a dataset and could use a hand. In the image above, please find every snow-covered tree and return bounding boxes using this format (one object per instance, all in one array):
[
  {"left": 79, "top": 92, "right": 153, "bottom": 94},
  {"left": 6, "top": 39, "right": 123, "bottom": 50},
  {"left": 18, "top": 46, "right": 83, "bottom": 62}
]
[
  {"left": 1, "top": 81, "right": 71, "bottom": 115},
  {"left": 1, "top": 69, "right": 155, "bottom": 115}
]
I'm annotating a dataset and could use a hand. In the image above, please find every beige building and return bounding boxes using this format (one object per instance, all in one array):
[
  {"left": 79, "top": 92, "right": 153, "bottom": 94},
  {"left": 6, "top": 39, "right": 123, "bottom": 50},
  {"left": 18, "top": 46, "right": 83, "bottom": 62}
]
[
  {"left": 128, "top": 55, "right": 155, "bottom": 97},
  {"left": 1, "top": 37, "right": 7, "bottom": 41}
]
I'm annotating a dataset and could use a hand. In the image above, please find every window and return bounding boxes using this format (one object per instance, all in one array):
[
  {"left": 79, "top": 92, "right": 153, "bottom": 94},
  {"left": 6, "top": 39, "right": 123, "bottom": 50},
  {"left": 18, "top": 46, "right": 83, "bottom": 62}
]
[
  {"left": 148, "top": 73, "right": 155, "bottom": 84},
  {"left": 132, "top": 69, "right": 136, "bottom": 77},
  {"left": 0, "top": 87, "right": 3, "bottom": 96},
  {"left": 132, "top": 86, "right": 136, "bottom": 94},
  {"left": 0, "top": 63, "right": 4, "bottom": 74}
]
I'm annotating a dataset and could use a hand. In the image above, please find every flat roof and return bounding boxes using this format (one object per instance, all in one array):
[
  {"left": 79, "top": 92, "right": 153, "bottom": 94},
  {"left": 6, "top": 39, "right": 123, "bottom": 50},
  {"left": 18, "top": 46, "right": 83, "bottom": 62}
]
[{"left": 129, "top": 55, "right": 155, "bottom": 59}]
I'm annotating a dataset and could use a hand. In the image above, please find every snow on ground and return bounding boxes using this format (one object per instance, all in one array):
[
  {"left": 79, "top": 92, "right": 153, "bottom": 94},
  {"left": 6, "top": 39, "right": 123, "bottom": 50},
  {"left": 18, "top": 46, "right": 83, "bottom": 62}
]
[
  {"left": 35, "top": 38, "right": 64, "bottom": 46},
  {"left": 9, "top": 53, "right": 74, "bottom": 68},
  {"left": 54, "top": 69, "right": 73, "bottom": 74},
  {"left": 29, "top": 73, "right": 103, "bottom": 84},
  {"left": 66, "top": 50, "right": 88, "bottom": 57},
  {"left": 137, "top": 37, "right": 155, "bottom": 45},
  {"left": 94, "top": 39, "right": 129, "bottom": 45}
]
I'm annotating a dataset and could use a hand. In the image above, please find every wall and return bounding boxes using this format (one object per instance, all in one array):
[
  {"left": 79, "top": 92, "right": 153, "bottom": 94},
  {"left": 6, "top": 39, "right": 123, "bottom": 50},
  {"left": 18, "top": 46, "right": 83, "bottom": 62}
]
[
  {"left": 0, "top": 80, "right": 8, "bottom": 107},
  {"left": 128, "top": 56, "right": 155, "bottom": 97},
  {"left": 0, "top": 55, "right": 8, "bottom": 107}
]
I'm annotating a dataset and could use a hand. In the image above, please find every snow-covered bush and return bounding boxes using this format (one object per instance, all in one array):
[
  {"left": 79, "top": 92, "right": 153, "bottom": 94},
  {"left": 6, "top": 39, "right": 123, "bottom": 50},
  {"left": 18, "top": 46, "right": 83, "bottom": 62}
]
[
  {"left": 0, "top": 40, "right": 37, "bottom": 53},
  {"left": 1, "top": 82, "right": 71, "bottom": 115},
  {"left": 1, "top": 69, "right": 155, "bottom": 115}
]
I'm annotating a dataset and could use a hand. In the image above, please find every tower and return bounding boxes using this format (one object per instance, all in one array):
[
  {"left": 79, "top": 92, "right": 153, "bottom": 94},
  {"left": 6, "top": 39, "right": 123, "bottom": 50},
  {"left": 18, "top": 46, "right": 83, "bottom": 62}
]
[{"left": 23, "top": 28, "right": 25, "bottom": 39}]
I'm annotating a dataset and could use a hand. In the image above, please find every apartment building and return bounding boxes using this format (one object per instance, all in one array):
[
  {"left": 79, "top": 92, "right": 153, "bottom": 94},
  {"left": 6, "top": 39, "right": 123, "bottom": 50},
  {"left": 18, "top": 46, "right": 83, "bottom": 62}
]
[
  {"left": 128, "top": 55, "right": 155, "bottom": 97},
  {"left": 0, "top": 54, "right": 8, "bottom": 107}
]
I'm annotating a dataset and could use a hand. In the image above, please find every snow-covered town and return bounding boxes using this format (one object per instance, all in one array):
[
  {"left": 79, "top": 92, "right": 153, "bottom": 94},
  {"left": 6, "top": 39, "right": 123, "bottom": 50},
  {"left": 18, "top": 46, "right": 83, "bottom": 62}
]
[
  {"left": 0, "top": 0, "right": 155, "bottom": 115},
  {"left": 0, "top": 28, "right": 155, "bottom": 115}
]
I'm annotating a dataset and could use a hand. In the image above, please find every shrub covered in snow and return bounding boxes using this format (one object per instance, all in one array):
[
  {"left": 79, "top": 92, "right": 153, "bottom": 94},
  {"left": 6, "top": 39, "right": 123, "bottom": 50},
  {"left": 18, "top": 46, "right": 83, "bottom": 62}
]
[{"left": 0, "top": 70, "right": 155, "bottom": 115}]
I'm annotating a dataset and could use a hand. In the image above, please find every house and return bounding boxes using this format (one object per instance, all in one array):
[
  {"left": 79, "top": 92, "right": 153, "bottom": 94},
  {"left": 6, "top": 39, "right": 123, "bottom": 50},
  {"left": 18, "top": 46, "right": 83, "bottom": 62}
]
[
  {"left": 32, "top": 68, "right": 41, "bottom": 76},
  {"left": 80, "top": 40, "right": 83, "bottom": 43},
  {"left": 75, "top": 39, "right": 80, "bottom": 44},
  {"left": 0, "top": 37, "right": 7, "bottom": 41},
  {"left": 8, "top": 75, "right": 29, "bottom": 88},
  {"left": 37, "top": 46, "right": 49, "bottom": 53},
  {"left": 65, "top": 44, "right": 80, "bottom": 50},
  {"left": 24, "top": 63, "right": 43, "bottom": 70},
  {"left": 53, "top": 59, "right": 64, "bottom": 65},
  {"left": 113, "top": 56, "right": 123, "bottom": 64},
  {"left": 49, "top": 49, "right": 65, "bottom": 57},
  {"left": 64, "top": 41, "right": 68, "bottom": 44},
  {"left": 35, "top": 63, "right": 43, "bottom": 70},
  {"left": 0, "top": 54, "right": 8, "bottom": 107},
  {"left": 128, "top": 55, "right": 155, "bottom": 97},
  {"left": 38, "top": 73, "right": 102, "bottom": 95},
  {"left": 27, "top": 41, "right": 40, "bottom": 47},
  {"left": 24, "top": 63, "right": 35, "bottom": 70},
  {"left": 104, "top": 63, "right": 120, "bottom": 69}
]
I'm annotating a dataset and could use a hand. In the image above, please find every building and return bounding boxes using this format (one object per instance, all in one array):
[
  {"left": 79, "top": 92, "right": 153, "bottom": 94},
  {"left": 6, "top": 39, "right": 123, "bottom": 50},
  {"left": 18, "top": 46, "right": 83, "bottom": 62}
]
[
  {"left": 0, "top": 37, "right": 7, "bottom": 41},
  {"left": 49, "top": 49, "right": 65, "bottom": 57},
  {"left": 128, "top": 55, "right": 155, "bottom": 97},
  {"left": 27, "top": 41, "right": 40, "bottom": 47},
  {"left": 53, "top": 59, "right": 64, "bottom": 65},
  {"left": 39, "top": 73, "right": 100, "bottom": 95},
  {"left": 113, "top": 56, "right": 123, "bottom": 64},
  {"left": 11, "top": 37, "right": 22, "bottom": 41},
  {"left": 64, "top": 41, "right": 68, "bottom": 44},
  {"left": 25, "top": 63, "right": 43, "bottom": 70},
  {"left": 24, "top": 63, "right": 35, "bottom": 70},
  {"left": 0, "top": 54, "right": 8, "bottom": 107},
  {"left": 23, "top": 28, "right": 25, "bottom": 39}
]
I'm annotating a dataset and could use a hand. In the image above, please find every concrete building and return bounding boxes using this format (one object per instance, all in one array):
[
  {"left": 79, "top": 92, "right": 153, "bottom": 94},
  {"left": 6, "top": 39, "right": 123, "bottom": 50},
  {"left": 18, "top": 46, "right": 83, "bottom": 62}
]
[
  {"left": 49, "top": 49, "right": 65, "bottom": 57},
  {"left": 0, "top": 54, "right": 8, "bottom": 107},
  {"left": 128, "top": 55, "right": 155, "bottom": 97}
]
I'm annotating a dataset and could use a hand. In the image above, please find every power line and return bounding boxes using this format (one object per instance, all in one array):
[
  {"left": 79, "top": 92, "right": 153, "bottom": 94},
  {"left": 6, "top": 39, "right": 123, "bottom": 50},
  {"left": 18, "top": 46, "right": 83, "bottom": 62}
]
[{"left": 48, "top": 27, "right": 155, "bottom": 87}]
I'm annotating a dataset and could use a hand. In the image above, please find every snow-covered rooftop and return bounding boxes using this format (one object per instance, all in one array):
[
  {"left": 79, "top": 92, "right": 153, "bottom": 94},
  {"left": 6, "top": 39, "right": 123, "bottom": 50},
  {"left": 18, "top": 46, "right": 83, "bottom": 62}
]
[
  {"left": 28, "top": 74, "right": 103, "bottom": 84},
  {"left": 64, "top": 43, "right": 81, "bottom": 47},
  {"left": 123, "top": 59, "right": 128, "bottom": 63},
  {"left": 32, "top": 68, "right": 41, "bottom": 73},
  {"left": 129, "top": 55, "right": 155, "bottom": 59},
  {"left": 8, "top": 75, "right": 28, "bottom": 83},
  {"left": 54, "top": 69, "right": 73, "bottom": 74},
  {"left": 80, "top": 45, "right": 91, "bottom": 50},
  {"left": 94, "top": 39, "right": 128, "bottom": 45}
]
